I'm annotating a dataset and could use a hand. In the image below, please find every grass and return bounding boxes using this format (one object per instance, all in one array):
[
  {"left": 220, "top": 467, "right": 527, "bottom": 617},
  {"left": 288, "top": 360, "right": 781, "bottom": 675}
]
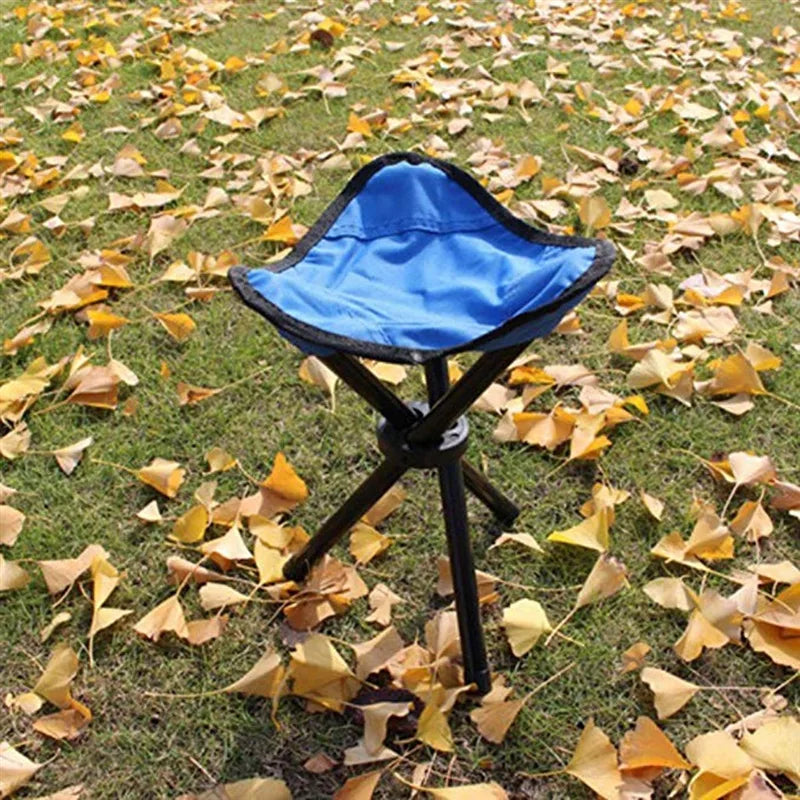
[{"left": 1, "top": 0, "right": 799, "bottom": 797}]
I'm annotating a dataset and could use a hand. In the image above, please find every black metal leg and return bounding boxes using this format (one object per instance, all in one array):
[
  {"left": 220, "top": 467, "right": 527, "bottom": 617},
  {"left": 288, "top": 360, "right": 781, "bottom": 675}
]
[
  {"left": 462, "top": 459, "right": 519, "bottom": 528},
  {"left": 283, "top": 458, "right": 407, "bottom": 583},
  {"left": 424, "top": 357, "right": 491, "bottom": 693},
  {"left": 438, "top": 460, "right": 491, "bottom": 694}
]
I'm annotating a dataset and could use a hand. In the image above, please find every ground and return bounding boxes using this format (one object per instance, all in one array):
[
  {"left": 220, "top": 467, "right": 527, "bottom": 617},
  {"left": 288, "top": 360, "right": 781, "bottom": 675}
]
[{"left": 1, "top": 0, "right": 799, "bottom": 798}]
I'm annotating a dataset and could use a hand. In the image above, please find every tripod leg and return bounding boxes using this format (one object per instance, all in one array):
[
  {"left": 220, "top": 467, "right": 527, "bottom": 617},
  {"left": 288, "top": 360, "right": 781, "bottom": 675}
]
[
  {"left": 462, "top": 459, "right": 519, "bottom": 528},
  {"left": 283, "top": 458, "right": 406, "bottom": 583},
  {"left": 438, "top": 460, "right": 491, "bottom": 694}
]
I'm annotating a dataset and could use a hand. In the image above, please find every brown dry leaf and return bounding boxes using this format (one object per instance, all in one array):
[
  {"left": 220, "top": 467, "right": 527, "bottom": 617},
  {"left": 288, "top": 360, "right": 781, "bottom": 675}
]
[
  {"left": 133, "top": 595, "right": 189, "bottom": 642},
  {"left": 200, "top": 526, "right": 253, "bottom": 569},
  {"left": 349, "top": 523, "right": 390, "bottom": 565},
  {"left": 620, "top": 642, "right": 651, "bottom": 674},
  {"left": 38, "top": 544, "right": 109, "bottom": 595},
  {"left": 154, "top": 312, "right": 196, "bottom": 342},
  {"left": 362, "top": 360, "right": 407, "bottom": 385},
  {"left": 502, "top": 599, "right": 551, "bottom": 657},
  {"left": 176, "top": 383, "right": 220, "bottom": 406},
  {"left": 66, "top": 366, "right": 119, "bottom": 410},
  {"left": 166, "top": 557, "right": 227, "bottom": 586},
  {"left": 352, "top": 627, "right": 404, "bottom": 681},
  {"left": 424, "top": 784, "right": 508, "bottom": 799},
  {"left": 574, "top": 554, "right": 628, "bottom": 611},
  {"left": 333, "top": 771, "right": 382, "bottom": 800},
  {"left": 730, "top": 501, "right": 773, "bottom": 542},
  {"left": 224, "top": 647, "right": 285, "bottom": 699},
  {"left": 565, "top": 718, "right": 622, "bottom": 800},
  {"left": 199, "top": 583, "right": 250, "bottom": 611},
  {"left": 304, "top": 752, "right": 337, "bottom": 774},
  {"left": 185, "top": 616, "right": 228, "bottom": 646},
  {"left": 33, "top": 708, "right": 90, "bottom": 741},
  {"left": 137, "top": 458, "right": 186, "bottom": 498},
  {"left": 0, "top": 741, "right": 43, "bottom": 798},
  {"left": 146, "top": 214, "right": 187, "bottom": 259},
  {"left": 436, "top": 557, "right": 498, "bottom": 605},
  {"left": 365, "top": 583, "right": 404, "bottom": 627},
  {"left": 0, "top": 554, "right": 30, "bottom": 592},
  {"left": 288, "top": 633, "right": 359, "bottom": 712},
  {"left": 640, "top": 667, "right": 700, "bottom": 719},
  {"left": 180, "top": 777, "right": 291, "bottom": 800},
  {"left": 547, "top": 509, "right": 610, "bottom": 552},
  {"left": 416, "top": 700, "right": 454, "bottom": 752},
  {"left": 0, "top": 505, "right": 25, "bottom": 546},
  {"left": 643, "top": 577, "right": 697, "bottom": 612},
  {"left": 619, "top": 716, "right": 690, "bottom": 770},
  {"left": 470, "top": 697, "right": 526, "bottom": 744},
  {"left": 52, "top": 437, "right": 93, "bottom": 476}
]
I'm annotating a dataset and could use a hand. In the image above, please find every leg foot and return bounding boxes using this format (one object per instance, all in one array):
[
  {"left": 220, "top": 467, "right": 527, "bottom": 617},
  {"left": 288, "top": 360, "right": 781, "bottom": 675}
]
[{"left": 462, "top": 459, "right": 519, "bottom": 529}]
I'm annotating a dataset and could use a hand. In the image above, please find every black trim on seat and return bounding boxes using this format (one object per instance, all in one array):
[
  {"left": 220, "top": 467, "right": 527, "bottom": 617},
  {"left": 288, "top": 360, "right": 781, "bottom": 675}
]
[{"left": 229, "top": 151, "right": 615, "bottom": 364}]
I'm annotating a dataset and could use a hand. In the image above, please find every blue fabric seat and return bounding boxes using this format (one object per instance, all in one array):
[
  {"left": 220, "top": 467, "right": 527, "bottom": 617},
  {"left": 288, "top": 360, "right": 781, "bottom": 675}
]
[{"left": 229, "top": 152, "right": 614, "bottom": 364}]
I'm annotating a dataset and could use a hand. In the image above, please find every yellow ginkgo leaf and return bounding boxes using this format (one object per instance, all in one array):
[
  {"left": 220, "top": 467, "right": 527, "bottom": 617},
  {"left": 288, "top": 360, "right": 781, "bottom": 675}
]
[
  {"left": 154, "top": 312, "right": 196, "bottom": 342},
  {"left": 574, "top": 554, "right": 628, "bottom": 610},
  {"left": 564, "top": 718, "right": 622, "bottom": 800},
  {"left": 349, "top": 523, "right": 391, "bottom": 565},
  {"left": 470, "top": 697, "right": 526, "bottom": 744},
  {"left": 133, "top": 595, "right": 189, "bottom": 642},
  {"left": 170, "top": 505, "right": 208, "bottom": 544},
  {"left": 0, "top": 742, "right": 43, "bottom": 798},
  {"left": 427, "top": 784, "right": 509, "bottom": 799},
  {"left": 33, "top": 642, "right": 79, "bottom": 709},
  {"left": 199, "top": 582, "right": 250, "bottom": 611},
  {"left": 619, "top": 716, "right": 691, "bottom": 770},
  {"left": 547, "top": 509, "right": 609, "bottom": 552},
  {"left": 416, "top": 701, "right": 454, "bottom": 752},
  {"left": 740, "top": 717, "right": 800, "bottom": 785},
  {"left": 502, "top": 598, "right": 552, "bottom": 657},
  {"left": 640, "top": 667, "right": 699, "bottom": 719},
  {"left": 0, "top": 554, "right": 30, "bottom": 592},
  {"left": 224, "top": 647, "right": 285, "bottom": 699},
  {"left": 262, "top": 451, "right": 309, "bottom": 504},
  {"left": 674, "top": 610, "right": 729, "bottom": 662},
  {"left": 205, "top": 446, "right": 237, "bottom": 473},
  {"left": 137, "top": 458, "right": 186, "bottom": 498},
  {"left": 578, "top": 195, "right": 611, "bottom": 231}
]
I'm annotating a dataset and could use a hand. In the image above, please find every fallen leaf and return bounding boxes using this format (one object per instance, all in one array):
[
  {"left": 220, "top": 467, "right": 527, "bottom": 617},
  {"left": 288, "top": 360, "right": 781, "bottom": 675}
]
[
  {"left": 0, "top": 741, "right": 43, "bottom": 798},
  {"left": 137, "top": 458, "right": 186, "bottom": 498},
  {"left": 565, "top": 718, "right": 622, "bottom": 800},
  {"left": 502, "top": 599, "right": 552, "bottom": 657},
  {"left": 133, "top": 595, "right": 189, "bottom": 642},
  {"left": 619, "top": 716, "right": 691, "bottom": 770},
  {"left": 547, "top": 509, "right": 610, "bottom": 552},
  {"left": 640, "top": 667, "right": 700, "bottom": 719}
]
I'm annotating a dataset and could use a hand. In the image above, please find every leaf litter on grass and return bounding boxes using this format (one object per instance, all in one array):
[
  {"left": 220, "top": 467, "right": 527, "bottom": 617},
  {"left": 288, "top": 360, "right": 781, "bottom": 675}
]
[{"left": 1, "top": 0, "right": 800, "bottom": 796}]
